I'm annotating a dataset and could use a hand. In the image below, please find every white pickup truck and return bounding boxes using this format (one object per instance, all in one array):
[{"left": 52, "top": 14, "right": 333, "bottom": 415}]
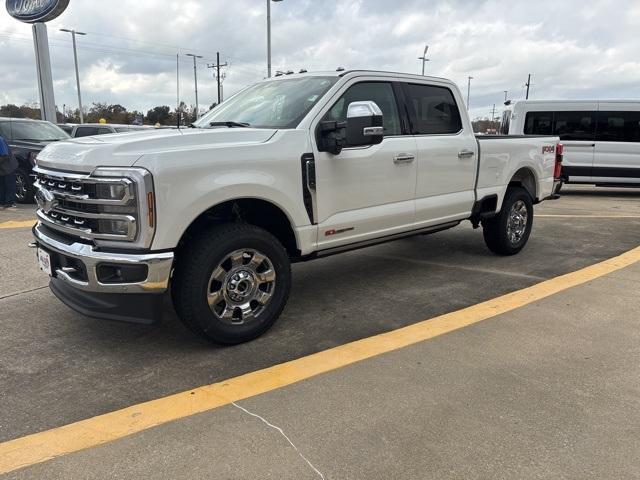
[{"left": 32, "top": 70, "right": 562, "bottom": 344}]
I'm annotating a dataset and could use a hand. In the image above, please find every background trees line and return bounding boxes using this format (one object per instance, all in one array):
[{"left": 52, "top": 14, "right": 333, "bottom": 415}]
[
  {"left": 0, "top": 102, "right": 217, "bottom": 125},
  {"left": 0, "top": 102, "right": 499, "bottom": 132}
]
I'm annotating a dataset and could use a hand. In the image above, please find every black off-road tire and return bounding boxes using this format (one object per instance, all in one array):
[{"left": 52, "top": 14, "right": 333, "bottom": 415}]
[
  {"left": 171, "top": 223, "right": 291, "bottom": 344},
  {"left": 482, "top": 186, "right": 534, "bottom": 256}
]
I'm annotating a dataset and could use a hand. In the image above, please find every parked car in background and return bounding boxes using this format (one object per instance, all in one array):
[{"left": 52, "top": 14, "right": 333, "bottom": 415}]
[
  {"left": 70, "top": 124, "right": 151, "bottom": 138},
  {"left": 33, "top": 70, "right": 562, "bottom": 344},
  {"left": 56, "top": 124, "right": 77, "bottom": 135},
  {"left": 0, "top": 118, "right": 70, "bottom": 203},
  {"left": 503, "top": 100, "right": 640, "bottom": 188}
]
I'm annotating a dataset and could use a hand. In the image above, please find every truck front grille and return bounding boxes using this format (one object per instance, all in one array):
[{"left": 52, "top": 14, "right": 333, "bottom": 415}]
[{"left": 34, "top": 167, "right": 138, "bottom": 242}]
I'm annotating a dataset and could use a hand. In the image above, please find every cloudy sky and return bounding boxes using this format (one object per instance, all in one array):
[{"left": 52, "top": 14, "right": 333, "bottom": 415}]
[{"left": 1, "top": 0, "right": 640, "bottom": 120}]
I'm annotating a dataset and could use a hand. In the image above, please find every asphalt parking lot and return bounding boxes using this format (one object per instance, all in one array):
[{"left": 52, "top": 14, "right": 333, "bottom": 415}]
[{"left": 1, "top": 185, "right": 639, "bottom": 479}]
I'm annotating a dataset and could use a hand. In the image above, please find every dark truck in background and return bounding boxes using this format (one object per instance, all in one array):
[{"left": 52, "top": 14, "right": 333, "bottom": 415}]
[{"left": 0, "top": 118, "right": 71, "bottom": 203}]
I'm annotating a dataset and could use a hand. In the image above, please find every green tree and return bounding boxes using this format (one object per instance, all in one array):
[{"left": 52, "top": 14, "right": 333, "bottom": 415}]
[{"left": 146, "top": 105, "right": 172, "bottom": 125}]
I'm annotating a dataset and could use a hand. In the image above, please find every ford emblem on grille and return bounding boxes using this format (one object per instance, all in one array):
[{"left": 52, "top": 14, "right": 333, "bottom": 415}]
[{"left": 35, "top": 188, "right": 58, "bottom": 214}]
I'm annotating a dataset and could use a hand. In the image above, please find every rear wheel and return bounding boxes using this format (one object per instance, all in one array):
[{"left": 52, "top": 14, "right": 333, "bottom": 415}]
[
  {"left": 482, "top": 187, "right": 533, "bottom": 256},
  {"left": 172, "top": 223, "right": 291, "bottom": 344},
  {"left": 15, "top": 168, "right": 35, "bottom": 204}
]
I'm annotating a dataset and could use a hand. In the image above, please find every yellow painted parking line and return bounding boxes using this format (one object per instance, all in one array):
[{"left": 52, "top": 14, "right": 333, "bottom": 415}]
[
  {"left": 1, "top": 245, "right": 640, "bottom": 475},
  {"left": 0, "top": 220, "right": 36, "bottom": 229},
  {"left": 537, "top": 214, "right": 640, "bottom": 218}
]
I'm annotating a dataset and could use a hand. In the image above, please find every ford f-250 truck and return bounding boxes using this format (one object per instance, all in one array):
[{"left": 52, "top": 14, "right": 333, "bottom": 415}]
[{"left": 31, "top": 71, "right": 562, "bottom": 344}]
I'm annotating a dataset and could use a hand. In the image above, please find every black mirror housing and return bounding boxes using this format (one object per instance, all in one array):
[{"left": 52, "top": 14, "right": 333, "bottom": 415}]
[{"left": 345, "top": 114, "right": 383, "bottom": 147}]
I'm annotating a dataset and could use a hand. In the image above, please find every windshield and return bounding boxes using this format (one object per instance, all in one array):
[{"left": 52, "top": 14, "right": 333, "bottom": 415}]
[
  {"left": 194, "top": 76, "right": 338, "bottom": 129},
  {"left": 6, "top": 121, "right": 70, "bottom": 141}
]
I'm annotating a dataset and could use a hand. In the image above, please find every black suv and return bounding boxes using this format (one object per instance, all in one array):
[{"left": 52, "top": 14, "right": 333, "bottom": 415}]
[{"left": 0, "top": 118, "right": 71, "bottom": 203}]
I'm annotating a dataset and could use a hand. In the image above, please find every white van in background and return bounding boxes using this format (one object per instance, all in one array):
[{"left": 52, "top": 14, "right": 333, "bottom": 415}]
[{"left": 502, "top": 100, "right": 640, "bottom": 187}]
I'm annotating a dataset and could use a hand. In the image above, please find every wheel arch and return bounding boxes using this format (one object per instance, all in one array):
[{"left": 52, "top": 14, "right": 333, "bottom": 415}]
[
  {"left": 508, "top": 167, "right": 538, "bottom": 202},
  {"left": 176, "top": 197, "right": 301, "bottom": 258}
]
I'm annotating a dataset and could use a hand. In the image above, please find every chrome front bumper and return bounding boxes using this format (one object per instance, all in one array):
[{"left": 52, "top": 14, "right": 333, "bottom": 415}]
[{"left": 32, "top": 222, "right": 174, "bottom": 294}]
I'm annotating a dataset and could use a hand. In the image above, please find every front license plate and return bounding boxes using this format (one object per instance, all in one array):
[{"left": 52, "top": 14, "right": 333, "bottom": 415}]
[{"left": 37, "top": 248, "right": 52, "bottom": 276}]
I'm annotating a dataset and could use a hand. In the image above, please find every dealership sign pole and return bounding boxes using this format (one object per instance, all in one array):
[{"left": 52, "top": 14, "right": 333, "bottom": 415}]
[{"left": 5, "top": 0, "right": 71, "bottom": 123}]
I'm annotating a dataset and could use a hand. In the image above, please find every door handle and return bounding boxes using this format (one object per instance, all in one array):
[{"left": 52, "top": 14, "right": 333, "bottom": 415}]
[
  {"left": 458, "top": 150, "right": 475, "bottom": 159},
  {"left": 394, "top": 154, "right": 415, "bottom": 164}
]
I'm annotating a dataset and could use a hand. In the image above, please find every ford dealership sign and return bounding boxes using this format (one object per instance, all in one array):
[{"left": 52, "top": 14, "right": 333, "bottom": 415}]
[{"left": 6, "top": 0, "right": 69, "bottom": 23}]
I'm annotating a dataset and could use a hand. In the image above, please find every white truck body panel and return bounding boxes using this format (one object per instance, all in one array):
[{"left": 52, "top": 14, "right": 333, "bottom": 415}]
[{"left": 37, "top": 72, "right": 557, "bottom": 256}]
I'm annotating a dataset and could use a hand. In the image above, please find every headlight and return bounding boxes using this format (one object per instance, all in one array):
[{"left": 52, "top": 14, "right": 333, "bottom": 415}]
[
  {"left": 98, "top": 219, "right": 131, "bottom": 236},
  {"left": 91, "top": 167, "right": 155, "bottom": 250},
  {"left": 96, "top": 182, "right": 129, "bottom": 200}
]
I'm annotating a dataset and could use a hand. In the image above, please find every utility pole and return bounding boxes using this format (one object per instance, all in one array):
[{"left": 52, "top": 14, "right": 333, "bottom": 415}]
[
  {"left": 267, "top": 0, "right": 284, "bottom": 78},
  {"left": 467, "top": 76, "right": 473, "bottom": 109},
  {"left": 60, "top": 29, "right": 86, "bottom": 123},
  {"left": 525, "top": 74, "right": 531, "bottom": 100},
  {"left": 186, "top": 53, "right": 203, "bottom": 119},
  {"left": 504, "top": 90, "right": 508, "bottom": 103},
  {"left": 491, "top": 104, "right": 496, "bottom": 126},
  {"left": 208, "top": 52, "right": 228, "bottom": 105},
  {"left": 176, "top": 54, "right": 180, "bottom": 127},
  {"left": 418, "top": 45, "right": 429, "bottom": 76}
]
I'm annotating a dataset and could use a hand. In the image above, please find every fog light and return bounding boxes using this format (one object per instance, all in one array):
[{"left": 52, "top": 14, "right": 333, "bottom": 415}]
[{"left": 97, "top": 264, "right": 148, "bottom": 284}]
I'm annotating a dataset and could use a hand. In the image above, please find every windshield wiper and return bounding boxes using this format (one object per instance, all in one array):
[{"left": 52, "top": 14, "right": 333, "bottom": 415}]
[{"left": 209, "top": 121, "right": 250, "bottom": 128}]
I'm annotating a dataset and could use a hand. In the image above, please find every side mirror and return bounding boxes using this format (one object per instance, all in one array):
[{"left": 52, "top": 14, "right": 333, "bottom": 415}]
[{"left": 345, "top": 101, "right": 384, "bottom": 147}]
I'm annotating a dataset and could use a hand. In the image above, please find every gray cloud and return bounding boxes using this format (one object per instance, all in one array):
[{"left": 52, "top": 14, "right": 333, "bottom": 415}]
[{"left": 1, "top": 0, "right": 639, "bottom": 119}]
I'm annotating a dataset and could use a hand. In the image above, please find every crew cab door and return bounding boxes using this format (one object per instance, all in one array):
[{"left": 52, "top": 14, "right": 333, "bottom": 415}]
[
  {"left": 311, "top": 80, "right": 417, "bottom": 250},
  {"left": 402, "top": 82, "right": 477, "bottom": 224}
]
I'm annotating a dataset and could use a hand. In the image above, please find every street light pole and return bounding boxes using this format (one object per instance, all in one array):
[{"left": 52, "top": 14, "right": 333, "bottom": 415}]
[
  {"left": 467, "top": 76, "right": 473, "bottom": 109},
  {"left": 186, "top": 53, "right": 203, "bottom": 119},
  {"left": 418, "top": 45, "right": 429, "bottom": 76},
  {"left": 267, "top": 0, "right": 283, "bottom": 78},
  {"left": 504, "top": 90, "right": 508, "bottom": 103},
  {"left": 60, "top": 28, "right": 86, "bottom": 123}
]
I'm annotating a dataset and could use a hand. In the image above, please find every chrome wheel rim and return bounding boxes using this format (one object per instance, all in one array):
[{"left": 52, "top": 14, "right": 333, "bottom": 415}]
[
  {"left": 207, "top": 249, "right": 276, "bottom": 325},
  {"left": 507, "top": 200, "right": 528, "bottom": 245},
  {"left": 15, "top": 174, "right": 26, "bottom": 202}
]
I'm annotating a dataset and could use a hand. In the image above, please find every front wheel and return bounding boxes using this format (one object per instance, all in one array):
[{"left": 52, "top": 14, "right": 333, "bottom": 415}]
[
  {"left": 482, "top": 187, "right": 534, "bottom": 256},
  {"left": 172, "top": 223, "right": 291, "bottom": 344}
]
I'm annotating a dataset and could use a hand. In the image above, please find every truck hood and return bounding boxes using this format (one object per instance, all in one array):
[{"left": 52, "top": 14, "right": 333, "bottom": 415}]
[{"left": 36, "top": 128, "right": 278, "bottom": 173}]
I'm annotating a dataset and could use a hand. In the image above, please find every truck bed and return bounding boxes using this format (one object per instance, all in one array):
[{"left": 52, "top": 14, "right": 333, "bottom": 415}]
[{"left": 475, "top": 135, "right": 559, "bottom": 206}]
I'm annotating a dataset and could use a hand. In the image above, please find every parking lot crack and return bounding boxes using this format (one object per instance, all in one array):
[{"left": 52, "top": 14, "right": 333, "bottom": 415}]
[
  {"left": 0, "top": 285, "right": 49, "bottom": 301},
  {"left": 232, "top": 402, "right": 325, "bottom": 479}
]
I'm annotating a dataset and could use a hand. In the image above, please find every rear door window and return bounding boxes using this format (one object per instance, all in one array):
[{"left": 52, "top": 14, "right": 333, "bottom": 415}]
[
  {"left": 524, "top": 112, "right": 553, "bottom": 135},
  {"left": 403, "top": 83, "right": 462, "bottom": 134},
  {"left": 74, "top": 127, "right": 99, "bottom": 137},
  {"left": 596, "top": 111, "right": 640, "bottom": 142},
  {"left": 524, "top": 111, "right": 596, "bottom": 140},
  {"left": 553, "top": 111, "right": 596, "bottom": 141},
  {"left": 500, "top": 110, "right": 511, "bottom": 135},
  {"left": 0, "top": 123, "right": 10, "bottom": 139}
]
